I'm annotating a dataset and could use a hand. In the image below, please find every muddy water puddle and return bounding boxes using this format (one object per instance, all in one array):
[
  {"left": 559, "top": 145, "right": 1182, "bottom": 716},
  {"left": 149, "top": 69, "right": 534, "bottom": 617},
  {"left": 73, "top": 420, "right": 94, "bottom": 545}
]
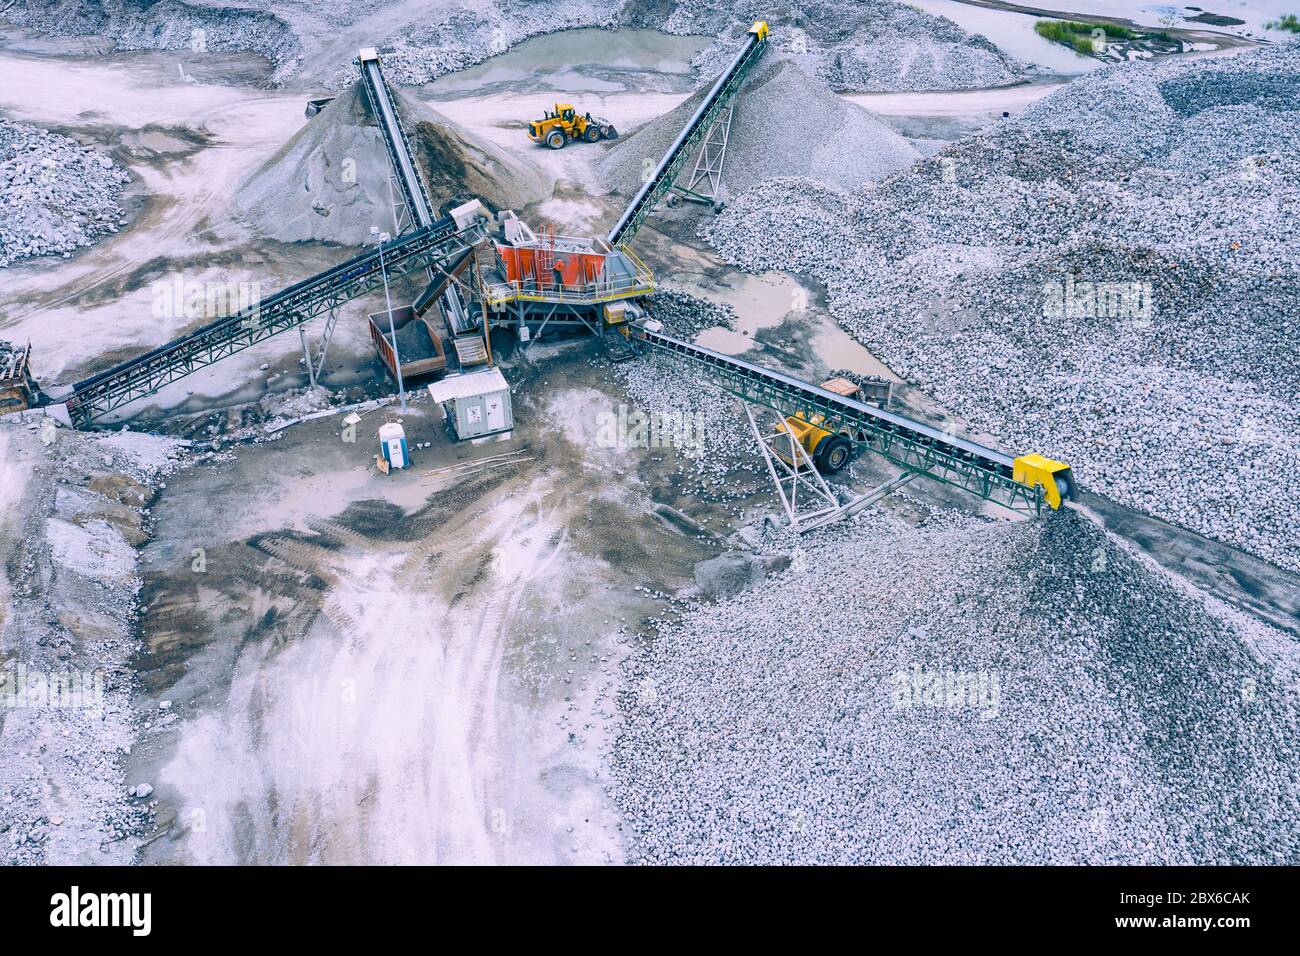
[{"left": 670, "top": 258, "right": 899, "bottom": 381}]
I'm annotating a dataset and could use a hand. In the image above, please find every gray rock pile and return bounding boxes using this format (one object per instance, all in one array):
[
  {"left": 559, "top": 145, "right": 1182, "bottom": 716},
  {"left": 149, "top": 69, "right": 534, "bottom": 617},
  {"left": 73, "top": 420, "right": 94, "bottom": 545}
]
[
  {"left": 374, "top": 0, "right": 1023, "bottom": 92},
  {"left": 607, "top": 290, "right": 764, "bottom": 508},
  {"left": 0, "top": 119, "right": 130, "bottom": 268},
  {"left": 631, "top": 0, "right": 1026, "bottom": 91},
  {"left": 235, "top": 81, "right": 546, "bottom": 245},
  {"left": 3, "top": 0, "right": 302, "bottom": 81},
  {"left": 362, "top": 0, "right": 617, "bottom": 86},
  {"left": 613, "top": 507, "right": 1300, "bottom": 864},
  {"left": 705, "top": 42, "right": 1300, "bottom": 572},
  {"left": 0, "top": 421, "right": 183, "bottom": 864},
  {"left": 646, "top": 286, "right": 737, "bottom": 339},
  {"left": 7, "top": 0, "right": 1024, "bottom": 93},
  {"left": 598, "top": 53, "right": 920, "bottom": 199}
]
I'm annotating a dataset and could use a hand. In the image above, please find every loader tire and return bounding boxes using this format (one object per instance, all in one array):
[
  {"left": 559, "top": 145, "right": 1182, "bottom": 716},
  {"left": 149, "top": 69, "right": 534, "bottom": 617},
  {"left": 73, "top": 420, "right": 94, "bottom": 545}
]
[
  {"left": 547, "top": 131, "right": 565, "bottom": 150},
  {"left": 816, "top": 435, "right": 853, "bottom": 474},
  {"left": 585, "top": 126, "right": 601, "bottom": 143}
]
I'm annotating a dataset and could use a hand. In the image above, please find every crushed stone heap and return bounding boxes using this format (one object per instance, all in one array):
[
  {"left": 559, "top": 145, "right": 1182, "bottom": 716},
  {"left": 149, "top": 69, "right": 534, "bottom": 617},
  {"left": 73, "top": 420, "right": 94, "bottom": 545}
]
[
  {"left": 598, "top": 53, "right": 921, "bottom": 198},
  {"left": 613, "top": 508, "right": 1300, "bottom": 864},
  {"left": 235, "top": 80, "right": 547, "bottom": 246},
  {"left": 705, "top": 42, "right": 1300, "bottom": 573},
  {"left": 635, "top": 0, "right": 1026, "bottom": 92},
  {"left": 0, "top": 119, "right": 130, "bottom": 268}
]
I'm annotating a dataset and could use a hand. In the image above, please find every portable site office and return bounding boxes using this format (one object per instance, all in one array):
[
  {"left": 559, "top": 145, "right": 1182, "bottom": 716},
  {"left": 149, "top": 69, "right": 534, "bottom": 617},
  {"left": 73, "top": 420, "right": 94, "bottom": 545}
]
[{"left": 426, "top": 367, "right": 512, "bottom": 440}]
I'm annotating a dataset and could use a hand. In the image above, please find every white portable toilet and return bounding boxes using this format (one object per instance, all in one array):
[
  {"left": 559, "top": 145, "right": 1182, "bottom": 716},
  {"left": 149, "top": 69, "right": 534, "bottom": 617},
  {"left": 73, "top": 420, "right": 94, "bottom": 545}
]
[{"left": 378, "top": 421, "right": 409, "bottom": 470}]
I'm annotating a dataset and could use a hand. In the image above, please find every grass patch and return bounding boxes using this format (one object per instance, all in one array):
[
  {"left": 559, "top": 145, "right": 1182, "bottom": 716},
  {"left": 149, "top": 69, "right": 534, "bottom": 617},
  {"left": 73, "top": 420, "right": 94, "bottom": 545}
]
[
  {"left": 1035, "top": 18, "right": 1135, "bottom": 52},
  {"left": 1266, "top": 14, "right": 1300, "bottom": 33}
]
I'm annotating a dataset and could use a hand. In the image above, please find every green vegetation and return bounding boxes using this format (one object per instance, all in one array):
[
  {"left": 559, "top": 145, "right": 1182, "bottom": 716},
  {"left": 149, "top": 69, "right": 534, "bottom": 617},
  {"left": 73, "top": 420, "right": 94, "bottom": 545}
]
[
  {"left": 1034, "top": 19, "right": 1134, "bottom": 55},
  {"left": 1265, "top": 14, "right": 1300, "bottom": 33}
]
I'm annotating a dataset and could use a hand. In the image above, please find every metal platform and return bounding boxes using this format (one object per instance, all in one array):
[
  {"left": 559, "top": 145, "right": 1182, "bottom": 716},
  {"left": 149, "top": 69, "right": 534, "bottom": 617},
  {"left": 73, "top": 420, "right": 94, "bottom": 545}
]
[{"left": 479, "top": 242, "right": 654, "bottom": 310}]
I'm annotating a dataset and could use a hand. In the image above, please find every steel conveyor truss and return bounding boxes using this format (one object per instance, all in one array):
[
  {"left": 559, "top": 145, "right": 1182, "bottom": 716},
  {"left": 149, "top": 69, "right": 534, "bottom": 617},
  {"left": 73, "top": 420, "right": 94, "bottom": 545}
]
[
  {"left": 358, "top": 48, "right": 436, "bottom": 231},
  {"left": 67, "top": 217, "right": 485, "bottom": 426},
  {"left": 606, "top": 21, "right": 769, "bottom": 246},
  {"left": 635, "top": 328, "right": 1047, "bottom": 516}
]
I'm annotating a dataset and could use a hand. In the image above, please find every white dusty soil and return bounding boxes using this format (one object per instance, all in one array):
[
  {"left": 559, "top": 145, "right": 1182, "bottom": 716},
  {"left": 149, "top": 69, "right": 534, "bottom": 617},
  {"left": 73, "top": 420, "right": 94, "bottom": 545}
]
[{"left": 129, "top": 381, "right": 711, "bottom": 865}]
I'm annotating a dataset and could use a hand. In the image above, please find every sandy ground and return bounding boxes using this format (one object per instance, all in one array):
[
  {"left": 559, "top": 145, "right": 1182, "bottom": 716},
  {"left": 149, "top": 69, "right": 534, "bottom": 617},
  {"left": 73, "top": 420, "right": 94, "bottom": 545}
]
[{"left": 131, "top": 355, "right": 714, "bottom": 864}]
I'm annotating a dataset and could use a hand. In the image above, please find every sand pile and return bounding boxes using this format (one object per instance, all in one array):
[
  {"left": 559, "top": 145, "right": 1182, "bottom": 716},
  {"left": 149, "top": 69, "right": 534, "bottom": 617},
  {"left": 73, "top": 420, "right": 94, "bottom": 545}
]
[
  {"left": 235, "top": 81, "right": 546, "bottom": 246},
  {"left": 598, "top": 54, "right": 919, "bottom": 199}
]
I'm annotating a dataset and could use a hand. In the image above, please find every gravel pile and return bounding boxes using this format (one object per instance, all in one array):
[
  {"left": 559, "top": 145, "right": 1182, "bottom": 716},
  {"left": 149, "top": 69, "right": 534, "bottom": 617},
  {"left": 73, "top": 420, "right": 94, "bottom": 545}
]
[
  {"left": 374, "top": 0, "right": 1024, "bottom": 92},
  {"left": 630, "top": 0, "right": 1026, "bottom": 92},
  {"left": 604, "top": 289, "right": 763, "bottom": 507},
  {"left": 8, "top": 0, "right": 1023, "bottom": 93},
  {"left": 598, "top": 53, "right": 920, "bottom": 199},
  {"left": 387, "top": 318, "right": 438, "bottom": 361},
  {"left": 361, "top": 0, "right": 616, "bottom": 87},
  {"left": 704, "top": 43, "right": 1300, "bottom": 572},
  {"left": 646, "top": 286, "right": 737, "bottom": 339},
  {"left": 0, "top": 421, "right": 184, "bottom": 864},
  {"left": 235, "top": 81, "right": 545, "bottom": 245},
  {"left": 3, "top": 0, "right": 303, "bottom": 81},
  {"left": 613, "top": 508, "right": 1300, "bottom": 864},
  {"left": 0, "top": 119, "right": 130, "bottom": 268}
]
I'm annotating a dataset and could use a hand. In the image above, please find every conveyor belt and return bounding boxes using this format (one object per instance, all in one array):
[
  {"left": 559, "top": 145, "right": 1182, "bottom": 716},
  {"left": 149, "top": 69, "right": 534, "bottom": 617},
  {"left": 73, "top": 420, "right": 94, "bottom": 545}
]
[
  {"left": 635, "top": 327, "right": 1051, "bottom": 516},
  {"left": 412, "top": 246, "right": 473, "bottom": 316},
  {"left": 606, "top": 21, "right": 768, "bottom": 246},
  {"left": 67, "top": 215, "right": 485, "bottom": 426},
  {"left": 359, "top": 48, "right": 435, "bottom": 230}
]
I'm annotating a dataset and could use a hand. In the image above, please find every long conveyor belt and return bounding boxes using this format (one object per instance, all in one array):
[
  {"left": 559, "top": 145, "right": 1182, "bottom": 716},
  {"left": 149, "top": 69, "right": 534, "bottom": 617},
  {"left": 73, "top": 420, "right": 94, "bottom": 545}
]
[
  {"left": 606, "top": 21, "right": 768, "bottom": 247},
  {"left": 634, "top": 326, "right": 1062, "bottom": 516},
  {"left": 67, "top": 214, "right": 486, "bottom": 426},
  {"left": 359, "top": 47, "right": 435, "bottom": 230}
]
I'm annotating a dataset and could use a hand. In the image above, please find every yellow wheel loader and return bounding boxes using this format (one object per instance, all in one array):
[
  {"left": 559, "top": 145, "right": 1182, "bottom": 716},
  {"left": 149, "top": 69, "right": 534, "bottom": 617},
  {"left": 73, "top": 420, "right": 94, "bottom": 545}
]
[{"left": 528, "top": 103, "right": 618, "bottom": 150}]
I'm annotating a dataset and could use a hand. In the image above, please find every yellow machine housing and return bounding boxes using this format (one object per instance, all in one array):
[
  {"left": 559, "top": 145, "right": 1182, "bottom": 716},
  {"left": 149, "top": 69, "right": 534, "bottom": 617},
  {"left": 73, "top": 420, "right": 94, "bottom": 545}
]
[
  {"left": 1013, "top": 453, "right": 1076, "bottom": 509},
  {"left": 772, "top": 378, "right": 876, "bottom": 473},
  {"left": 528, "top": 104, "right": 618, "bottom": 149},
  {"left": 749, "top": 20, "right": 770, "bottom": 41},
  {"left": 779, "top": 414, "right": 829, "bottom": 455}
]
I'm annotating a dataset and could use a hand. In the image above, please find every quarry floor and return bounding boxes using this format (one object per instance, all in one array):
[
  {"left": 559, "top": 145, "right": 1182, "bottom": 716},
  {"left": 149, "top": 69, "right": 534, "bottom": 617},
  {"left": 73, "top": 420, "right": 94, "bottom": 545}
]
[{"left": 1, "top": 18, "right": 1295, "bottom": 863}]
